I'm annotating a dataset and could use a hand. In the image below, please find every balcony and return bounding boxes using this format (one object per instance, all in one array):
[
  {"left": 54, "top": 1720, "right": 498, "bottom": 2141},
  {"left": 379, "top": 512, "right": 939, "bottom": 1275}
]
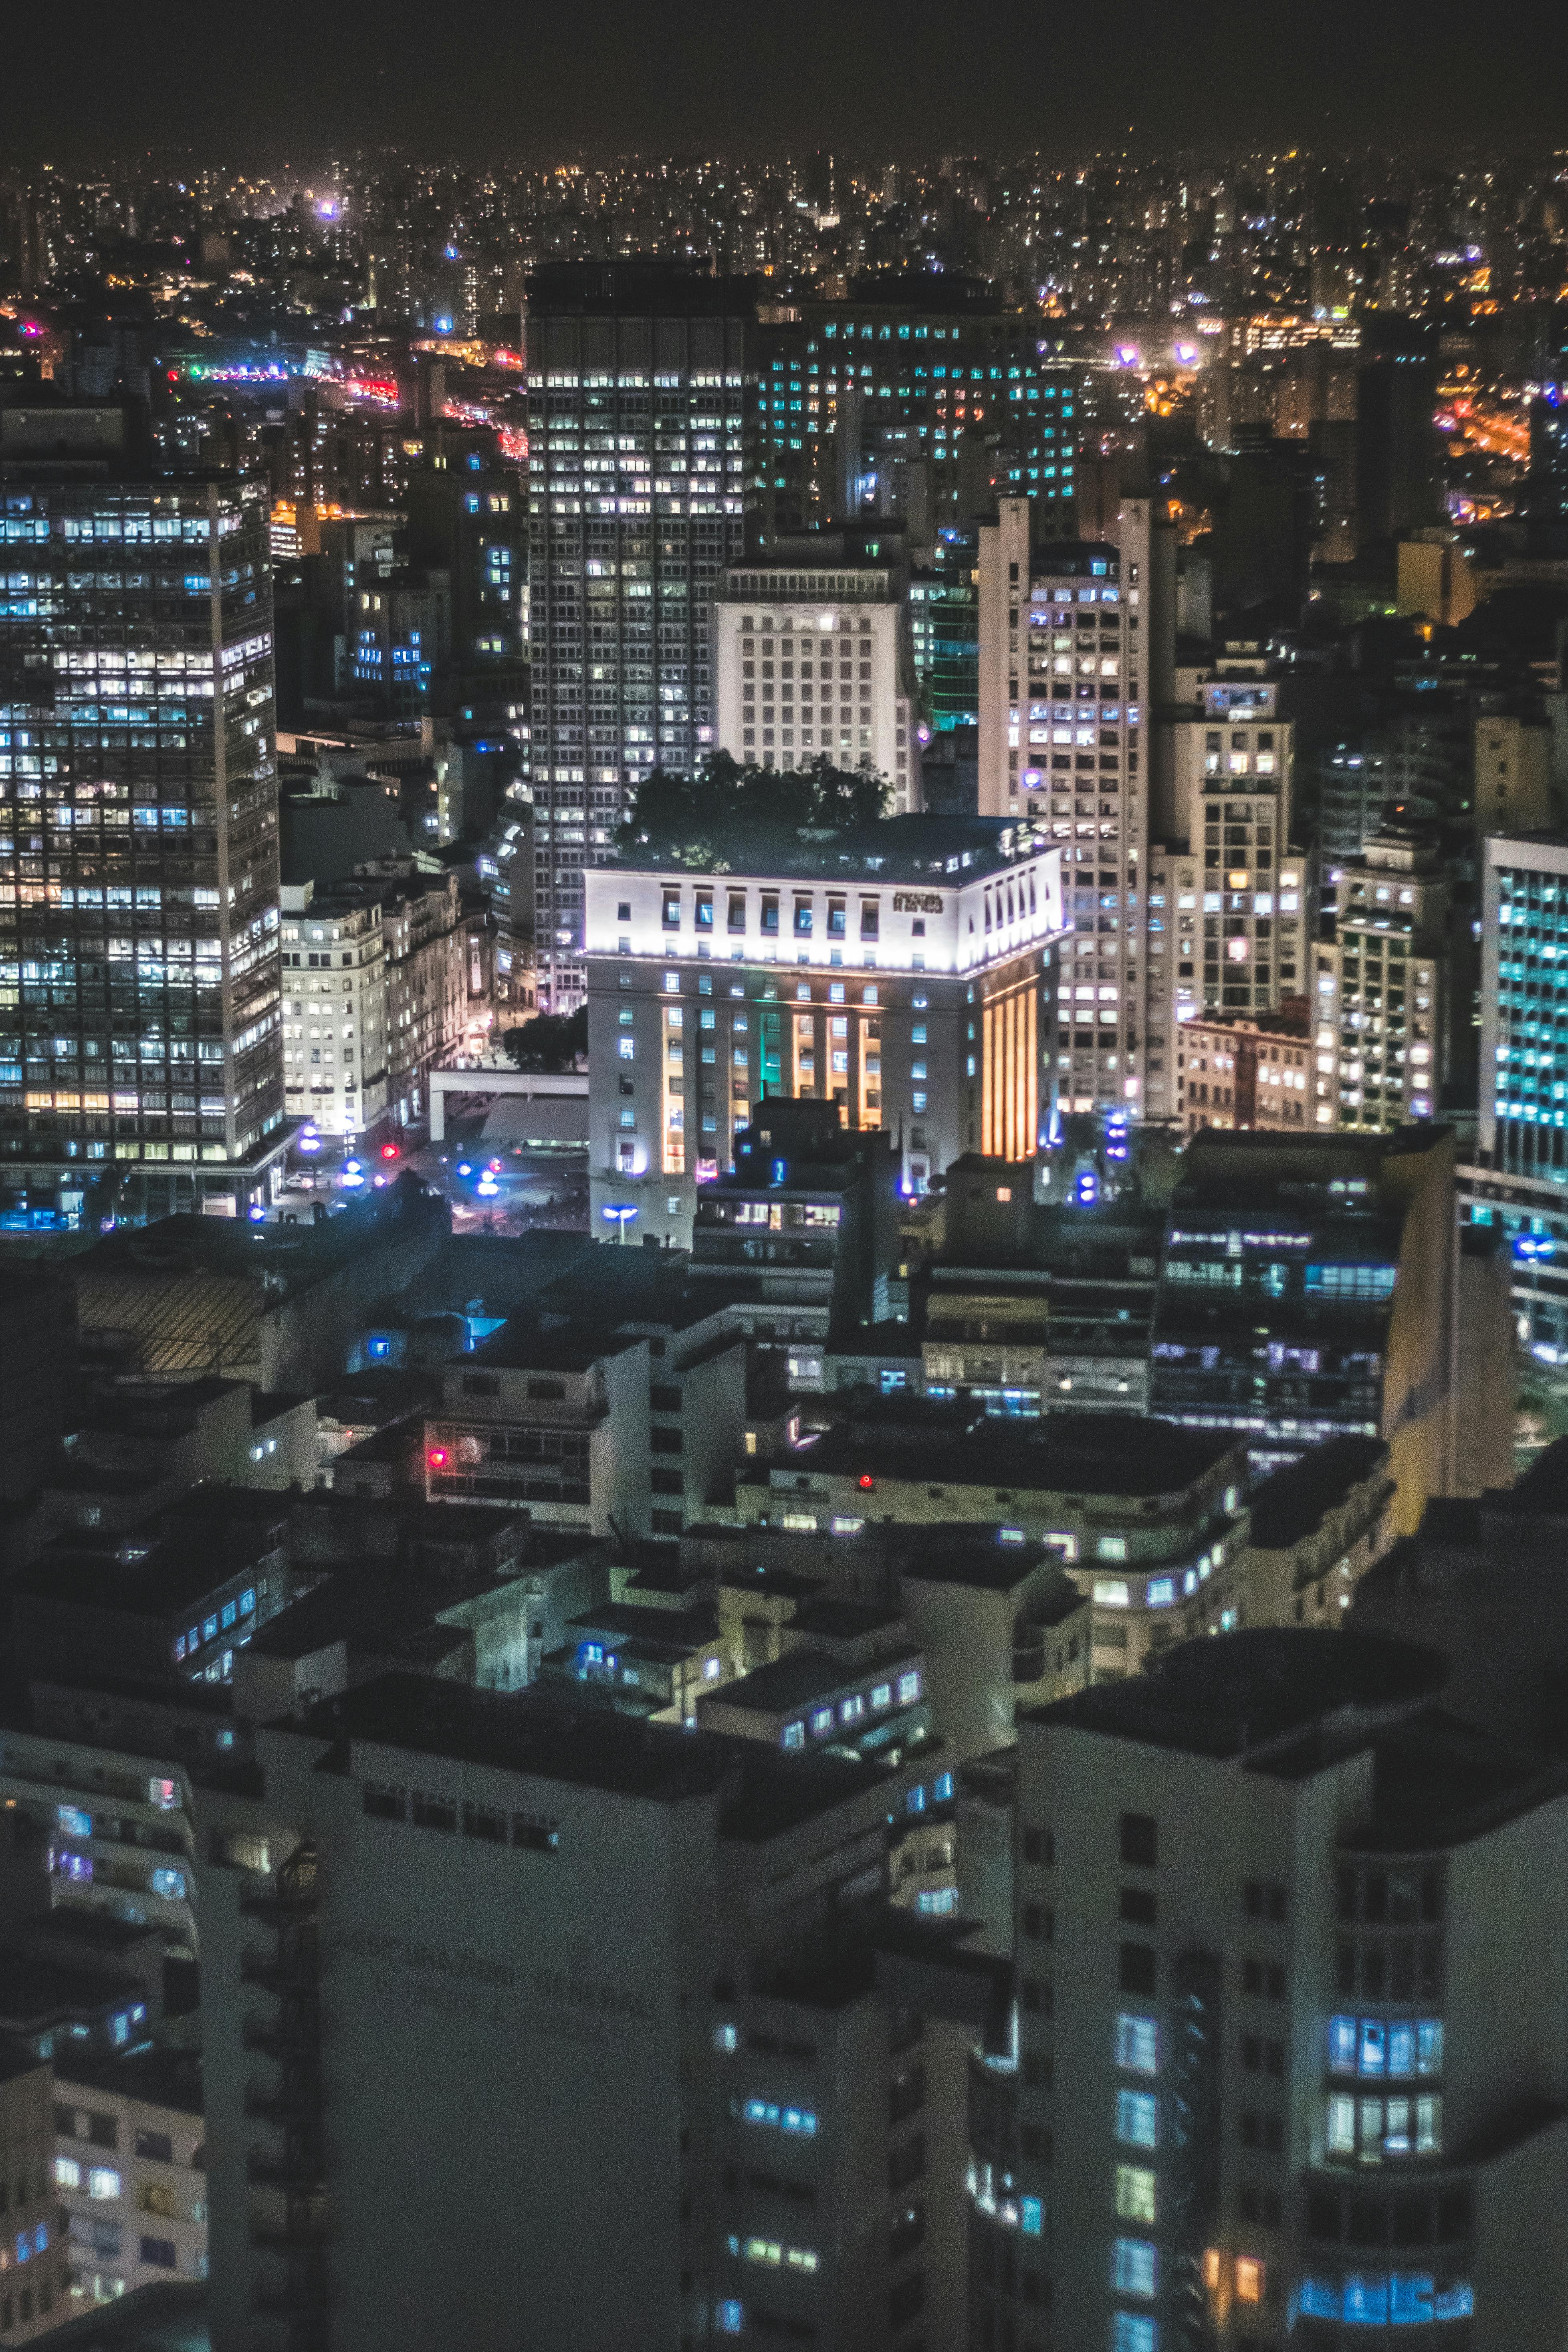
[
  {"left": 240, "top": 1948, "right": 318, "bottom": 1996},
  {"left": 248, "top": 2151, "right": 325, "bottom": 2194},
  {"left": 243, "top": 2013, "right": 318, "bottom": 2060},
  {"left": 244, "top": 2081, "right": 321, "bottom": 2128},
  {"left": 251, "top": 2215, "right": 329, "bottom": 2254}
]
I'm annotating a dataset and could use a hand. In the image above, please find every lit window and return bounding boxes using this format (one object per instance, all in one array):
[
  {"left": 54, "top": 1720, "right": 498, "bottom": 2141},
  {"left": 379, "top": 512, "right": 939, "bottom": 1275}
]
[
  {"left": 718, "top": 2303, "right": 744, "bottom": 2334},
  {"left": 1116, "top": 2166, "right": 1156, "bottom": 2222},
  {"left": 809, "top": 1708, "right": 834, "bottom": 1737},
  {"left": 1094, "top": 1580, "right": 1130, "bottom": 1607},
  {"left": 714, "top": 2023, "right": 738, "bottom": 2053},
  {"left": 1327, "top": 2095, "right": 1356, "bottom": 2153},
  {"left": 871, "top": 1683, "right": 892, "bottom": 1709},
  {"left": 1112, "top": 2316, "right": 1156, "bottom": 2352},
  {"left": 783, "top": 1722, "right": 805, "bottom": 1750},
  {"left": 1235, "top": 2257, "right": 1263, "bottom": 2304},
  {"left": 1116, "top": 2015, "right": 1159, "bottom": 2073},
  {"left": 88, "top": 2168, "right": 121, "bottom": 2201},
  {"left": 1145, "top": 1577, "right": 1175, "bottom": 1609},
  {"left": 54, "top": 2158, "right": 81, "bottom": 2191},
  {"left": 1116, "top": 2092, "right": 1158, "bottom": 2148},
  {"left": 897, "top": 1670, "right": 921, "bottom": 1704},
  {"left": 1113, "top": 2238, "right": 1158, "bottom": 2296}
]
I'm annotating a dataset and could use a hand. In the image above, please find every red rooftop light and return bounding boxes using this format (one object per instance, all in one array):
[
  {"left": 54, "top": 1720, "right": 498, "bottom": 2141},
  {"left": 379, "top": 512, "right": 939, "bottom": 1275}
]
[{"left": 858, "top": 1474, "right": 875, "bottom": 1491}]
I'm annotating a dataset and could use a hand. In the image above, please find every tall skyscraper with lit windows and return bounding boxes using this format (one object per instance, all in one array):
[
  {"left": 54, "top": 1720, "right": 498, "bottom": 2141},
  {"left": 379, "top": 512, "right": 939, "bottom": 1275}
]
[
  {"left": 0, "top": 408, "right": 287, "bottom": 1228},
  {"left": 989, "top": 1630, "right": 1568, "bottom": 2352},
  {"left": 976, "top": 497, "right": 1158, "bottom": 1116},
  {"left": 523, "top": 264, "right": 755, "bottom": 1010}
]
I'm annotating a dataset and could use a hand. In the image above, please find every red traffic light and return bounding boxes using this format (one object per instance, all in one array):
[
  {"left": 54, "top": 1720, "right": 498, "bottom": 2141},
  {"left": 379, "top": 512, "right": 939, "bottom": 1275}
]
[{"left": 380, "top": 1143, "right": 400, "bottom": 1160}]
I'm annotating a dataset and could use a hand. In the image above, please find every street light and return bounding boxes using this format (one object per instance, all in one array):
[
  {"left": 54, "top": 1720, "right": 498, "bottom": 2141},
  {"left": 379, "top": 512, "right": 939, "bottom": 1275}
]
[{"left": 601, "top": 1204, "right": 638, "bottom": 1245}]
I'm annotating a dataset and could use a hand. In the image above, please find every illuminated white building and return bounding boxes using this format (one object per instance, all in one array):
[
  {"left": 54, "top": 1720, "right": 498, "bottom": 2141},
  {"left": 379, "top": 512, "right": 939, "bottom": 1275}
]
[
  {"left": 977, "top": 501, "right": 1160, "bottom": 1116},
  {"left": 583, "top": 816, "right": 1065, "bottom": 1211},
  {"left": 1143, "top": 666, "right": 1304, "bottom": 1123},
  {"left": 712, "top": 552, "right": 923, "bottom": 812}
]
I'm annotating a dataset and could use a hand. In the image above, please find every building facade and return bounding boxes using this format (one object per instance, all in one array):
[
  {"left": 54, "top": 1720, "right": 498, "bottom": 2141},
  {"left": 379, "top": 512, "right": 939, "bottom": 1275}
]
[
  {"left": 1150, "top": 1126, "right": 1458, "bottom": 1529},
  {"left": 994, "top": 1631, "right": 1568, "bottom": 2352},
  {"left": 0, "top": 419, "right": 288, "bottom": 1225},
  {"left": 1175, "top": 1007, "right": 1313, "bottom": 1134},
  {"left": 755, "top": 278, "right": 1081, "bottom": 542},
  {"left": 1461, "top": 832, "right": 1568, "bottom": 1358},
  {"left": 278, "top": 882, "right": 389, "bottom": 1141},
  {"left": 976, "top": 502, "right": 1162, "bottom": 1116},
  {"left": 196, "top": 1676, "right": 962, "bottom": 2352},
  {"left": 713, "top": 553, "right": 923, "bottom": 813},
  {"left": 1310, "top": 831, "right": 1448, "bottom": 1134},
  {"left": 523, "top": 265, "right": 754, "bottom": 1009},
  {"left": 584, "top": 818, "right": 1066, "bottom": 1194}
]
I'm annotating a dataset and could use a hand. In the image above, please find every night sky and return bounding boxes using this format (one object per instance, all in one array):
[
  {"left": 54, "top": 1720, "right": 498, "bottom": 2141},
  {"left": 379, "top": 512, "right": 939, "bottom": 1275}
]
[{"left": 9, "top": 0, "right": 1563, "bottom": 163}]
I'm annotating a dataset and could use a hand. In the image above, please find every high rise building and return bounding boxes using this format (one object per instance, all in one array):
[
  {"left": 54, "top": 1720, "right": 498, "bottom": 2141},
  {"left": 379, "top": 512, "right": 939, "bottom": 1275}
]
[
  {"left": 1174, "top": 1005, "right": 1313, "bottom": 1134},
  {"left": 0, "top": 409, "right": 288, "bottom": 1227},
  {"left": 997, "top": 1629, "right": 1568, "bottom": 2352},
  {"left": 908, "top": 533, "right": 980, "bottom": 734},
  {"left": 523, "top": 264, "right": 755, "bottom": 1009},
  {"left": 755, "top": 278, "right": 1081, "bottom": 543},
  {"left": 278, "top": 883, "right": 389, "bottom": 1143},
  {"left": 977, "top": 499, "right": 1163, "bottom": 1115},
  {"left": 1526, "top": 307, "right": 1568, "bottom": 526},
  {"left": 197, "top": 1675, "right": 969, "bottom": 2352},
  {"left": 1318, "top": 743, "right": 1388, "bottom": 871},
  {"left": 1476, "top": 832, "right": 1568, "bottom": 1189},
  {"left": 713, "top": 541, "right": 923, "bottom": 810},
  {"left": 1142, "top": 662, "right": 1305, "bottom": 1124},
  {"left": 1462, "top": 832, "right": 1568, "bottom": 1358},
  {"left": 1310, "top": 830, "right": 1449, "bottom": 1133},
  {"left": 1149, "top": 1125, "right": 1459, "bottom": 1526},
  {"left": 583, "top": 817, "right": 1065, "bottom": 1195}
]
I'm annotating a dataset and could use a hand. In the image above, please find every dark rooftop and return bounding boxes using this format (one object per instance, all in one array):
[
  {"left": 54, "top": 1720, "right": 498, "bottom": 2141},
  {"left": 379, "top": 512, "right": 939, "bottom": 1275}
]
[
  {"left": 1349, "top": 1710, "right": 1568, "bottom": 1853},
  {"left": 293, "top": 1673, "right": 889, "bottom": 1842},
  {"left": 469, "top": 1320, "right": 641, "bottom": 1373},
  {"left": 608, "top": 813, "right": 1056, "bottom": 886},
  {"left": 55, "top": 2042, "right": 203, "bottom": 2119},
  {"left": 0, "top": 1948, "right": 145, "bottom": 2030},
  {"left": 792, "top": 1402, "right": 1239, "bottom": 1500},
  {"left": 1024, "top": 1628, "right": 1445, "bottom": 1769},
  {"left": 896, "top": 1527, "right": 1061, "bottom": 1591},
  {"left": 703, "top": 1643, "right": 917, "bottom": 1717},
  {"left": 1246, "top": 1436, "right": 1391, "bottom": 1551},
  {"left": 24, "top": 2277, "right": 208, "bottom": 2351}
]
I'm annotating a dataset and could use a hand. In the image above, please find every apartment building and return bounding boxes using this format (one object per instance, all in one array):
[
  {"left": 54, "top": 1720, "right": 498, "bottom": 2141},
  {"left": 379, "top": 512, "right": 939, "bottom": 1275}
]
[
  {"left": 988, "top": 1630, "right": 1568, "bottom": 2352},
  {"left": 196, "top": 1673, "right": 969, "bottom": 2352},
  {"left": 375, "top": 866, "right": 469, "bottom": 1130},
  {"left": 278, "top": 880, "right": 389, "bottom": 1142},
  {"left": 1150, "top": 1127, "right": 1458, "bottom": 1526},
  {"left": 55, "top": 2048, "right": 205, "bottom": 2310},
  {"left": 423, "top": 1325, "right": 652, "bottom": 1538},
  {"left": 0, "top": 2046, "right": 63, "bottom": 2342},
  {"left": 1310, "top": 831, "right": 1449, "bottom": 1134},
  {"left": 1175, "top": 1008, "right": 1313, "bottom": 1135},
  {"left": 977, "top": 507, "right": 1154, "bottom": 1115}
]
